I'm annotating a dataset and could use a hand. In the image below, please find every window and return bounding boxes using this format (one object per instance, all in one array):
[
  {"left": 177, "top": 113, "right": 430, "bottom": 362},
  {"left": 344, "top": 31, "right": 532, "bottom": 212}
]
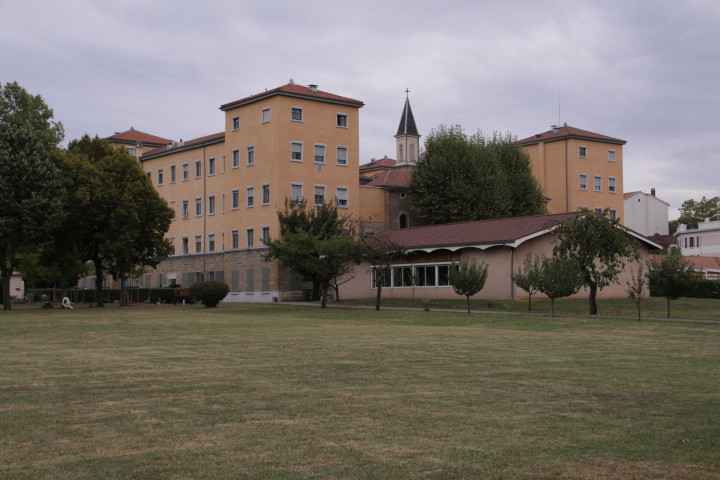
[
  {"left": 594, "top": 208, "right": 603, "bottom": 214},
  {"left": 182, "top": 163, "right": 189, "bottom": 181},
  {"left": 314, "top": 144, "right": 326, "bottom": 164},
  {"left": 579, "top": 146, "right": 587, "bottom": 158},
  {"left": 208, "top": 157, "right": 216, "bottom": 176},
  {"left": 336, "top": 187, "right": 348, "bottom": 207},
  {"left": 291, "top": 183, "right": 303, "bottom": 203},
  {"left": 195, "top": 235, "right": 202, "bottom": 253},
  {"left": 232, "top": 149, "right": 240, "bottom": 168},
  {"left": 232, "top": 189, "right": 239, "bottom": 209},
  {"left": 262, "top": 107, "right": 270, "bottom": 123},
  {"left": 247, "top": 186, "right": 254, "bottom": 207},
  {"left": 262, "top": 184, "right": 270, "bottom": 205},
  {"left": 195, "top": 160, "right": 202, "bottom": 178},
  {"left": 195, "top": 197, "right": 202, "bottom": 216},
  {"left": 170, "top": 165, "right": 176, "bottom": 183},
  {"left": 336, "top": 146, "right": 348, "bottom": 166},
  {"left": 314, "top": 185, "right": 326, "bottom": 206},
  {"left": 146, "top": 171, "right": 151, "bottom": 180},
  {"left": 609, "top": 209, "right": 617, "bottom": 221},
  {"left": 608, "top": 149, "right": 616, "bottom": 162},
  {"left": 399, "top": 213, "right": 408, "bottom": 229},
  {"left": 208, "top": 195, "right": 215, "bottom": 215},
  {"left": 232, "top": 116, "right": 239, "bottom": 130},
  {"left": 608, "top": 177, "right": 616, "bottom": 193},
  {"left": 337, "top": 113, "right": 348, "bottom": 127},
  {"left": 689, "top": 237, "right": 695, "bottom": 248},
  {"left": 594, "top": 176, "right": 602, "bottom": 192},
  {"left": 182, "top": 237, "right": 189, "bottom": 254},
  {"left": 247, "top": 228, "right": 254, "bottom": 248},
  {"left": 157, "top": 168, "right": 164, "bottom": 186},
  {"left": 231, "top": 229, "right": 239, "bottom": 249},
  {"left": 246, "top": 268, "right": 255, "bottom": 292},
  {"left": 167, "top": 240, "right": 174, "bottom": 257},
  {"left": 398, "top": 144, "right": 404, "bottom": 162},
  {"left": 579, "top": 174, "right": 587, "bottom": 190},
  {"left": 126, "top": 147, "right": 136, "bottom": 156},
  {"left": 291, "top": 107, "right": 303, "bottom": 121},
  {"left": 247, "top": 145, "right": 254, "bottom": 165},
  {"left": 208, "top": 233, "right": 215, "bottom": 252},
  {"left": 291, "top": 141, "right": 303, "bottom": 162},
  {"left": 262, "top": 226, "right": 270, "bottom": 246},
  {"left": 182, "top": 200, "right": 189, "bottom": 218}
]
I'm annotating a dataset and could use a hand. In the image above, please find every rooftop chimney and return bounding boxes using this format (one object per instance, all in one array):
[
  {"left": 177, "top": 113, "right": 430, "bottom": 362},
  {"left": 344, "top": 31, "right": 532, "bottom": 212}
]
[
  {"left": 651, "top": 188, "right": 656, "bottom": 196},
  {"left": 308, "top": 84, "right": 318, "bottom": 93}
]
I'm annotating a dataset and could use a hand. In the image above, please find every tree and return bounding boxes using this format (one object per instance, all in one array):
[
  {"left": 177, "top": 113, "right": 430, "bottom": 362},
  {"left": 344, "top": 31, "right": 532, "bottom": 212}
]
[
  {"left": 406, "top": 126, "right": 545, "bottom": 224},
  {"left": 449, "top": 257, "right": 489, "bottom": 313},
  {"left": 678, "top": 196, "right": 720, "bottom": 225},
  {"left": 0, "top": 81, "right": 64, "bottom": 150},
  {"left": 626, "top": 262, "right": 648, "bottom": 321},
  {"left": 190, "top": 281, "right": 230, "bottom": 307},
  {"left": 553, "top": 209, "right": 640, "bottom": 315},
  {"left": 512, "top": 253, "right": 542, "bottom": 312},
  {"left": 361, "top": 234, "right": 406, "bottom": 311},
  {"left": 265, "top": 200, "right": 362, "bottom": 308},
  {"left": 534, "top": 256, "right": 583, "bottom": 317},
  {"left": 648, "top": 249, "right": 697, "bottom": 318}
]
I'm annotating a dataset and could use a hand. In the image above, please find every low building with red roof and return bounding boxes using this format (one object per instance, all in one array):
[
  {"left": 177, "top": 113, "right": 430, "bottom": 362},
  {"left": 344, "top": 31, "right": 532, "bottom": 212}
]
[{"left": 106, "top": 127, "right": 173, "bottom": 159}]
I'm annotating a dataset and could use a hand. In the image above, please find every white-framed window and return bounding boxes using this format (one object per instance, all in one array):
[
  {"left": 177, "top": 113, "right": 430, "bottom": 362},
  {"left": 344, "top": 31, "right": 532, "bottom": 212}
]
[
  {"left": 594, "top": 207, "right": 603, "bottom": 214},
  {"left": 232, "top": 188, "right": 239, "bottom": 209},
  {"left": 336, "top": 187, "right": 348, "bottom": 208},
  {"left": 579, "top": 146, "right": 587, "bottom": 158},
  {"left": 314, "top": 185, "right": 326, "bottom": 206},
  {"left": 195, "top": 159, "right": 202, "bottom": 178},
  {"left": 262, "top": 184, "right": 270, "bottom": 205},
  {"left": 231, "top": 229, "right": 239, "bottom": 249},
  {"left": 336, "top": 146, "right": 348, "bottom": 166},
  {"left": 262, "top": 107, "right": 270, "bottom": 123},
  {"left": 170, "top": 165, "right": 176, "bottom": 183},
  {"left": 232, "top": 149, "right": 240, "bottom": 168},
  {"left": 157, "top": 168, "right": 164, "bottom": 186},
  {"left": 608, "top": 149, "right": 616, "bottom": 162},
  {"left": 291, "top": 141, "right": 303, "bottom": 162},
  {"left": 195, "top": 197, "right": 202, "bottom": 216},
  {"left": 247, "top": 228, "right": 254, "bottom": 248},
  {"left": 291, "top": 183, "right": 303, "bottom": 203},
  {"left": 579, "top": 174, "right": 587, "bottom": 190},
  {"left": 221, "top": 193, "right": 225, "bottom": 213},
  {"left": 169, "top": 201, "right": 176, "bottom": 220},
  {"left": 127, "top": 147, "right": 136, "bottom": 156},
  {"left": 182, "top": 200, "right": 189, "bottom": 218},
  {"left": 195, "top": 235, "right": 202, "bottom": 253},
  {"left": 182, "top": 163, "right": 189, "bottom": 181},
  {"left": 262, "top": 226, "right": 270, "bottom": 246},
  {"left": 208, "top": 157, "right": 216, "bottom": 176},
  {"left": 232, "top": 116, "right": 239, "bottom": 130},
  {"left": 247, "top": 186, "right": 254, "bottom": 207},
  {"left": 247, "top": 145, "right": 254, "bottom": 165},
  {"left": 291, "top": 106, "right": 303, "bottom": 122},
  {"left": 208, "top": 233, "right": 215, "bottom": 252},
  {"left": 182, "top": 236, "right": 189, "bottom": 254},
  {"left": 609, "top": 209, "right": 617, "bottom": 221},
  {"left": 337, "top": 113, "right": 348, "bottom": 128},
  {"left": 370, "top": 263, "right": 453, "bottom": 289},
  {"left": 208, "top": 195, "right": 215, "bottom": 215},
  {"left": 608, "top": 177, "right": 616, "bottom": 193},
  {"left": 146, "top": 171, "right": 151, "bottom": 180},
  {"left": 594, "top": 175, "right": 602, "bottom": 192},
  {"left": 689, "top": 237, "right": 695, "bottom": 248},
  {"left": 314, "top": 144, "right": 326, "bottom": 164},
  {"left": 168, "top": 237, "right": 175, "bottom": 256}
]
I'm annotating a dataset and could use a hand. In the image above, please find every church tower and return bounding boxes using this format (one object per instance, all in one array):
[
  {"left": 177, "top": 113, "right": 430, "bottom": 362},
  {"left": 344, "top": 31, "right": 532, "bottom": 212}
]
[{"left": 395, "top": 93, "right": 420, "bottom": 166}]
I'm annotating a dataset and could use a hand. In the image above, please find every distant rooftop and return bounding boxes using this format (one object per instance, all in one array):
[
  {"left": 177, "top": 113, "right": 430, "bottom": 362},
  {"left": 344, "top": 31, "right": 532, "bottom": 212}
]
[
  {"left": 517, "top": 124, "right": 626, "bottom": 146},
  {"left": 141, "top": 132, "right": 225, "bottom": 160},
  {"left": 360, "top": 156, "right": 397, "bottom": 172},
  {"left": 106, "top": 127, "right": 173, "bottom": 147},
  {"left": 220, "top": 82, "right": 364, "bottom": 111}
]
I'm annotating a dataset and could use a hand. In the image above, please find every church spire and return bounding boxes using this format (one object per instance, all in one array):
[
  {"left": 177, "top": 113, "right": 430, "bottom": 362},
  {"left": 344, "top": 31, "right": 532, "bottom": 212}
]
[
  {"left": 395, "top": 90, "right": 420, "bottom": 166},
  {"left": 396, "top": 93, "right": 419, "bottom": 137}
]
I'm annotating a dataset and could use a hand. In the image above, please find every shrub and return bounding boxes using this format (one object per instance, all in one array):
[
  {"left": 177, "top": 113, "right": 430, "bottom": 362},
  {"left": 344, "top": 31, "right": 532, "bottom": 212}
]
[{"left": 189, "top": 281, "right": 230, "bottom": 307}]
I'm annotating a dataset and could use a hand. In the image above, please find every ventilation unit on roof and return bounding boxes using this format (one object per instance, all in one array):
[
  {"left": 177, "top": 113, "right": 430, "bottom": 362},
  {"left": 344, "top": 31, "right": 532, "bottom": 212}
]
[
  {"left": 308, "top": 84, "right": 318, "bottom": 93},
  {"left": 289, "top": 79, "right": 295, "bottom": 84},
  {"left": 551, "top": 124, "right": 562, "bottom": 134}
]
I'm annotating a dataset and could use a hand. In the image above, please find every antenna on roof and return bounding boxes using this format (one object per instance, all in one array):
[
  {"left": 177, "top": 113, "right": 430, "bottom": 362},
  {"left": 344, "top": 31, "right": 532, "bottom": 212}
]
[
  {"left": 558, "top": 91, "right": 561, "bottom": 127},
  {"left": 289, "top": 79, "right": 295, "bottom": 85}
]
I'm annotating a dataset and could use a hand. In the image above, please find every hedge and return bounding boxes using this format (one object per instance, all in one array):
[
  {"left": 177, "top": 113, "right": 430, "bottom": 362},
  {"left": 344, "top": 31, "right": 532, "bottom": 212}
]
[{"left": 650, "top": 277, "right": 720, "bottom": 299}]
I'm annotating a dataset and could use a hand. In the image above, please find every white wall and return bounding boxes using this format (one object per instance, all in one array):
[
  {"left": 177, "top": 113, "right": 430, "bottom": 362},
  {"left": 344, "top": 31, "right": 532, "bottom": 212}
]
[{"left": 624, "top": 192, "right": 669, "bottom": 236}]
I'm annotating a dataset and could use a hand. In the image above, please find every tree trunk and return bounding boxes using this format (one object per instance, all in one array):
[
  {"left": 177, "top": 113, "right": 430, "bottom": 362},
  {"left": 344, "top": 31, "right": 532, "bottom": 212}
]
[
  {"left": 94, "top": 258, "right": 104, "bottom": 307},
  {"left": 588, "top": 282, "right": 598, "bottom": 315},
  {"left": 528, "top": 293, "right": 532, "bottom": 312},
  {"left": 466, "top": 295, "right": 471, "bottom": 314},
  {"left": 320, "top": 286, "right": 328, "bottom": 309},
  {"left": 312, "top": 280, "right": 320, "bottom": 301},
  {"left": 2, "top": 273, "right": 11, "bottom": 311},
  {"left": 637, "top": 303, "right": 641, "bottom": 321},
  {"left": 332, "top": 281, "right": 340, "bottom": 302},
  {"left": 667, "top": 297, "right": 671, "bottom": 318},
  {"left": 551, "top": 298, "right": 555, "bottom": 317},
  {"left": 119, "top": 275, "right": 126, "bottom": 307},
  {"left": 375, "top": 283, "right": 382, "bottom": 311}
]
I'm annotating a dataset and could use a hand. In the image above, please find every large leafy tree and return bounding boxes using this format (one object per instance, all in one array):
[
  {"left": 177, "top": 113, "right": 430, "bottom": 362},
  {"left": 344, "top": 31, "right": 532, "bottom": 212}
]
[
  {"left": 648, "top": 249, "right": 697, "bottom": 318},
  {"left": 0, "top": 81, "right": 64, "bottom": 149},
  {"left": 678, "top": 196, "right": 720, "bottom": 225},
  {"left": 406, "top": 126, "right": 545, "bottom": 224},
  {"left": 553, "top": 209, "right": 640, "bottom": 315},
  {"left": 449, "top": 257, "right": 489, "bottom": 313}
]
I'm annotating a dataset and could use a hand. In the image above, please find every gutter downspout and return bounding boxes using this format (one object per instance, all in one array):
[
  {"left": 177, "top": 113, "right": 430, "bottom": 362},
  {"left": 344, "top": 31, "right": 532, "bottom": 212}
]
[
  {"left": 565, "top": 138, "right": 569, "bottom": 212},
  {"left": 509, "top": 247, "right": 514, "bottom": 300},
  {"left": 203, "top": 146, "right": 207, "bottom": 280}
]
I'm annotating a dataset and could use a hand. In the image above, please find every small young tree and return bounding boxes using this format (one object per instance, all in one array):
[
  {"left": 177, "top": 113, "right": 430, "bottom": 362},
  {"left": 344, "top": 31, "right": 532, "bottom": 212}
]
[
  {"left": 512, "top": 253, "right": 541, "bottom": 311},
  {"left": 648, "top": 249, "right": 697, "bottom": 318},
  {"left": 449, "top": 257, "right": 489, "bottom": 313},
  {"left": 626, "top": 262, "right": 648, "bottom": 321},
  {"left": 534, "top": 256, "right": 583, "bottom": 316}
]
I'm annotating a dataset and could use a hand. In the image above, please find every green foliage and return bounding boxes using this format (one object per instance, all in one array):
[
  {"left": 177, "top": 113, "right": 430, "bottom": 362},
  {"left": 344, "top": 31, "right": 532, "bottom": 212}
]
[
  {"left": 512, "top": 253, "right": 542, "bottom": 311},
  {"left": 449, "top": 257, "right": 489, "bottom": 313},
  {"left": 0, "top": 81, "right": 64, "bottom": 149},
  {"left": 553, "top": 209, "right": 640, "bottom": 315},
  {"left": 190, "top": 281, "right": 230, "bottom": 307},
  {"left": 406, "top": 126, "right": 545, "bottom": 224},
  {"left": 361, "top": 234, "right": 406, "bottom": 311},
  {"left": 678, "top": 196, "right": 720, "bottom": 225},
  {"left": 626, "top": 263, "right": 648, "bottom": 320},
  {"left": 533, "top": 256, "right": 583, "bottom": 316},
  {"left": 648, "top": 249, "right": 698, "bottom": 318}
]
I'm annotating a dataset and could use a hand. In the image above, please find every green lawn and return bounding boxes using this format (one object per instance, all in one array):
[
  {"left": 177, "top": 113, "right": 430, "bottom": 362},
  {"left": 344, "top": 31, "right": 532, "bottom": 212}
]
[{"left": 1, "top": 304, "right": 719, "bottom": 479}]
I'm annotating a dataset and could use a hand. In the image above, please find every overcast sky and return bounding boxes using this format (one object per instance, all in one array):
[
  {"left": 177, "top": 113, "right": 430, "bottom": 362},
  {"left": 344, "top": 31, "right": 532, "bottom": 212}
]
[{"left": 2, "top": 0, "right": 718, "bottom": 218}]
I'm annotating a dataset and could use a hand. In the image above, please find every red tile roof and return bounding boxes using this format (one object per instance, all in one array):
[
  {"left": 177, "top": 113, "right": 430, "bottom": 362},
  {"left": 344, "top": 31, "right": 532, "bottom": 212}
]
[
  {"left": 220, "top": 83, "right": 364, "bottom": 111},
  {"left": 363, "top": 169, "right": 411, "bottom": 188},
  {"left": 384, "top": 212, "right": 579, "bottom": 249},
  {"left": 682, "top": 256, "right": 720, "bottom": 270},
  {"left": 517, "top": 125, "right": 626, "bottom": 146},
  {"left": 106, "top": 128, "right": 173, "bottom": 146},
  {"left": 623, "top": 191, "right": 641, "bottom": 200},
  {"left": 141, "top": 132, "right": 225, "bottom": 160},
  {"left": 360, "top": 156, "right": 397, "bottom": 171}
]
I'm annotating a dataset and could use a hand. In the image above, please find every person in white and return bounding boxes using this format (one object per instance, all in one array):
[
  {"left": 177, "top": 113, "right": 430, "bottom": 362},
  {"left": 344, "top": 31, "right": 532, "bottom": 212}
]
[{"left": 62, "top": 297, "right": 74, "bottom": 310}]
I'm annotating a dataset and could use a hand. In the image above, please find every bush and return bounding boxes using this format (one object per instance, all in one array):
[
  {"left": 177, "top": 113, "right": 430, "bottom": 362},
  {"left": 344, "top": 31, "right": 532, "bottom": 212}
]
[
  {"left": 650, "top": 277, "right": 720, "bottom": 299},
  {"left": 189, "top": 281, "right": 230, "bottom": 307}
]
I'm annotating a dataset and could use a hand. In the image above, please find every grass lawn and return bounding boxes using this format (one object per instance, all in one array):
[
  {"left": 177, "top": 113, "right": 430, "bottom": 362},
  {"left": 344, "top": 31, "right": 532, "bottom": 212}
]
[{"left": 1, "top": 304, "right": 719, "bottom": 479}]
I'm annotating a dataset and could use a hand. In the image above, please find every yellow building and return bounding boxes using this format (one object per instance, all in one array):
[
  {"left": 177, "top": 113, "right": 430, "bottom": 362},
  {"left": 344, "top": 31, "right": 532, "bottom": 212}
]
[
  {"left": 137, "top": 82, "right": 363, "bottom": 300},
  {"left": 517, "top": 124, "right": 625, "bottom": 222},
  {"left": 106, "top": 128, "right": 173, "bottom": 160}
]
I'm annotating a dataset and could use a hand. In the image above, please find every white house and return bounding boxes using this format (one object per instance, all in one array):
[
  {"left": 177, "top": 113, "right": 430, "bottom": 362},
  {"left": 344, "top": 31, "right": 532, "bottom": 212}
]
[
  {"left": 623, "top": 189, "right": 669, "bottom": 237},
  {"left": 675, "top": 218, "right": 720, "bottom": 256}
]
